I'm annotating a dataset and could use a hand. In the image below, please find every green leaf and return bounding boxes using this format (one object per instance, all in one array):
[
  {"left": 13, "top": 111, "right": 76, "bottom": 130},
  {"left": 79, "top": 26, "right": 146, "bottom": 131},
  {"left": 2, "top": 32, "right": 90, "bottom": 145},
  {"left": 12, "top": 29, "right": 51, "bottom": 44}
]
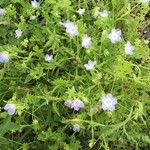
[{"left": 0, "top": 118, "right": 20, "bottom": 136}]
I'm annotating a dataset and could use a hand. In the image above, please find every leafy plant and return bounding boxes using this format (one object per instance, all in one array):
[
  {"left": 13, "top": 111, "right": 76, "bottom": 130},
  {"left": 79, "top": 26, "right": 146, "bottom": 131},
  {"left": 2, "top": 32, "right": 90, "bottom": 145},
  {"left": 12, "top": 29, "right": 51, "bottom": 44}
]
[{"left": 0, "top": 0, "right": 149, "bottom": 149}]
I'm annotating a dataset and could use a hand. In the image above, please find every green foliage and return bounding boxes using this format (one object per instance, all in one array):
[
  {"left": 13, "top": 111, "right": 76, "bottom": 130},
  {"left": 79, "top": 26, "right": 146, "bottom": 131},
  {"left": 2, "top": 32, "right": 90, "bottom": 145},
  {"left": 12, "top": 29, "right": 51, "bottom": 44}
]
[{"left": 0, "top": 0, "right": 150, "bottom": 149}]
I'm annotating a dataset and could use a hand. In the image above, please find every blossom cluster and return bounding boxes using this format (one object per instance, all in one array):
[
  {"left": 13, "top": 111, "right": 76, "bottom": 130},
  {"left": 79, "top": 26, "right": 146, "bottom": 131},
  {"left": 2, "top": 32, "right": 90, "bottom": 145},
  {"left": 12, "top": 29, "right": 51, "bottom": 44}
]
[
  {"left": 64, "top": 93, "right": 117, "bottom": 132},
  {"left": 64, "top": 99, "right": 85, "bottom": 111},
  {"left": 0, "top": 0, "right": 148, "bottom": 135},
  {"left": 64, "top": 94, "right": 117, "bottom": 112},
  {"left": 4, "top": 103, "right": 16, "bottom": 116},
  {"left": 0, "top": 52, "right": 9, "bottom": 63},
  {"left": 0, "top": 2, "right": 136, "bottom": 67}
]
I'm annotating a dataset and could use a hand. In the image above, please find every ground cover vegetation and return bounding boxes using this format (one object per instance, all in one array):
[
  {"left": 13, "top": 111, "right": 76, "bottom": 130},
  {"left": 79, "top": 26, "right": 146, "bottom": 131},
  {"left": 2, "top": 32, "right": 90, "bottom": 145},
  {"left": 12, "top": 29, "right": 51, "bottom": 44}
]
[{"left": 0, "top": 0, "right": 150, "bottom": 149}]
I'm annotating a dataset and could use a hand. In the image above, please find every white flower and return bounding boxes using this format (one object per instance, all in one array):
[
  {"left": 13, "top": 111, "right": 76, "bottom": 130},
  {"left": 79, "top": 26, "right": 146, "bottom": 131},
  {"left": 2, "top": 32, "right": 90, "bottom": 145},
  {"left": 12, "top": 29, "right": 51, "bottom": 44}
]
[
  {"left": 76, "top": 8, "right": 85, "bottom": 15},
  {"left": 84, "top": 60, "right": 96, "bottom": 70},
  {"left": 124, "top": 42, "right": 135, "bottom": 55},
  {"left": 44, "top": 54, "right": 53, "bottom": 62},
  {"left": 99, "top": 10, "right": 109, "bottom": 17},
  {"left": 71, "top": 99, "right": 85, "bottom": 111},
  {"left": 63, "top": 20, "right": 78, "bottom": 37},
  {"left": 108, "top": 28, "right": 121, "bottom": 43},
  {"left": 64, "top": 100, "right": 72, "bottom": 108},
  {"left": 31, "top": 0, "right": 40, "bottom": 8},
  {"left": 0, "top": 8, "right": 5, "bottom": 16},
  {"left": 73, "top": 124, "right": 80, "bottom": 132},
  {"left": 64, "top": 99, "right": 85, "bottom": 111},
  {"left": 82, "top": 35, "right": 92, "bottom": 48},
  {"left": 62, "top": 20, "right": 71, "bottom": 28},
  {"left": 15, "top": 29, "right": 22, "bottom": 37},
  {"left": 30, "top": 15, "right": 37, "bottom": 20},
  {"left": 4, "top": 103, "right": 16, "bottom": 116},
  {"left": 0, "top": 52, "right": 9, "bottom": 63},
  {"left": 101, "top": 93, "right": 117, "bottom": 111}
]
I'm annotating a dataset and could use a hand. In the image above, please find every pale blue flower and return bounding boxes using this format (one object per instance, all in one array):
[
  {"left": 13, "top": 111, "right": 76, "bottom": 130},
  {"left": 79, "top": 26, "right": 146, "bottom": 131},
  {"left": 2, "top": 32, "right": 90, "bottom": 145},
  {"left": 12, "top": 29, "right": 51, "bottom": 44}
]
[
  {"left": 73, "top": 124, "right": 80, "bottom": 132},
  {"left": 84, "top": 60, "right": 96, "bottom": 70},
  {"left": 64, "top": 100, "right": 72, "bottom": 108},
  {"left": 0, "top": 52, "right": 9, "bottom": 63},
  {"left": 4, "top": 103, "right": 16, "bottom": 116},
  {"left": 15, "top": 29, "right": 22, "bottom": 37},
  {"left": 99, "top": 10, "right": 109, "bottom": 17},
  {"left": 125, "top": 42, "right": 135, "bottom": 55},
  {"left": 62, "top": 20, "right": 71, "bottom": 28},
  {"left": 71, "top": 99, "right": 85, "bottom": 111},
  {"left": 63, "top": 20, "right": 78, "bottom": 37},
  {"left": 44, "top": 54, "right": 53, "bottom": 62},
  {"left": 101, "top": 93, "right": 117, "bottom": 111},
  {"left": 82, "top": 35, "right": 92, "bottom": 48},
  {"left": 108, "top": 28, "right": 121, "bottom": 43},
  {"left": 64, "top": 99, "right": 85, "bottom": 111}
]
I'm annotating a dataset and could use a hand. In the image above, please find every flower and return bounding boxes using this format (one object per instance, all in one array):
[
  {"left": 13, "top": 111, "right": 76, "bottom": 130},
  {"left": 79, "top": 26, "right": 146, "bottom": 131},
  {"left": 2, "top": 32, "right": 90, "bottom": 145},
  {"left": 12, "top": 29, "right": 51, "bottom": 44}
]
[
  {"left": 64, "top": 99, "right": 85, "bottom": 111},
  {"left": 64, "top": 100, "right": 72, "bottom": 108},
  {"left": 15, "top": 29, "right": 22, "bottom": 37},
  {"left": 62, "top": 20, "right": 71, "bottom": 28},
  {"left": 4, "top": 103, "right": 16, "bottom": 116},
  {"left": 71, "top": 99, "right": 85, "bottom": 111},
  {"left": 108, "top": 28, "right": 121, "bottom": 43},
  {"left": 84, "top": 60, "right": 96, "bottom": 70},
  {"left": 0, "top": 8, "right": 5, "bottom": 16},
  {"left": 73, "top": 124, "right": 80, "bottom": 132},
  {"left": 30, "top": 15, "right": 37, "bottom": 20},
  {"left": 31, "top": 0, "right": 40, "bottom": 8},
  {"left": 0, "top": 52, "right": 9, "bottom": 63},
  {"left": 82, "top": 35, "right": 92, "bottom": 48},
  {"left": 76, "top": 8, "right": 85, "bottom": 15},
  {"left": 63, "top": 20, "right": 78, "bottom": 37},
  {"left": 44, "top": 54, "right": 53, "bottom": 62},
  {"left": 124, "top": 42, "right": 135, "bottom": 55},
  {"left": 101, "top": 93, "right": 117, "bottom": 111},
  {"left": 99, "top": 10, "right": 109, "bottom": 17}
]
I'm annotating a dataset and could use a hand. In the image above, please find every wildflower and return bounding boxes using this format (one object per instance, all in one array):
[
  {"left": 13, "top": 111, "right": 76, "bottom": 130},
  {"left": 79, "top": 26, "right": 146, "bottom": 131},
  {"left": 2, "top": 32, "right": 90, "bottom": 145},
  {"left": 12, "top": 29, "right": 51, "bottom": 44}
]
[
  {"left": 124, "top": 42, "right": 135, "bottom": 55},
  {"left": 64, "top": 100, "right": 72, "bottom": 108},
  {"left": 76, "top": 8, "right": 85, "bottom": 15},
  {"left": 108, "top": 28, "right": 121, "bottom": 43},
  {"left": 71, "top": 99, "right": 85, "bottom": 111},
  {"left": 64, "top": 99, "right": 85, "bottom": 111},
  {"left": 0, "top": 52, "right": 9, "bottom": 63},
  {"left": 30, "top": 15, "right": 37, "bottom": 20},
  {"left": 15, "top": 29, "right": 22, "bottom": 37},
  {"left": 82, "top": 35, "right": 92, "bottom": 48},
  {"left": 0, "top": 8, "right": 5, "bottom": 16},
  {"left": 84, "top": 60, "right": 96, "bottom": 70},
  {"left": 101, "top": 93, "right": 117, "bottom": 111},
  {"left": 44, "top": 54, "right": 53, "bottom": 62},
  {"left": 73, "top": 124, "right": 80, "bottom": 132},
  {"left": 99, "top": 10, "right": 109, "bottom": 17},
  {"left": 63, "top": 20, "right": 78, "bottom": 37},
  {"left": 62, "top": 20, "right": 71, "bottom": 28},
  {"left": 31, "top": 0, "right": 40, "bottom": 8},
  {"left": 4, "top": 103, "right": 16, "bottom": 116}
]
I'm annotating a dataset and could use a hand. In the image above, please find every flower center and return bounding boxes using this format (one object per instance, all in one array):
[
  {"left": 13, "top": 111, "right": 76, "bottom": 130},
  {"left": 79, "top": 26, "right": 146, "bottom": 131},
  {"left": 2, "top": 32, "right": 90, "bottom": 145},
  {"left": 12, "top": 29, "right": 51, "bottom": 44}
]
[{"left": 105, "top": 98, "right": 112, "bottom": 106}]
